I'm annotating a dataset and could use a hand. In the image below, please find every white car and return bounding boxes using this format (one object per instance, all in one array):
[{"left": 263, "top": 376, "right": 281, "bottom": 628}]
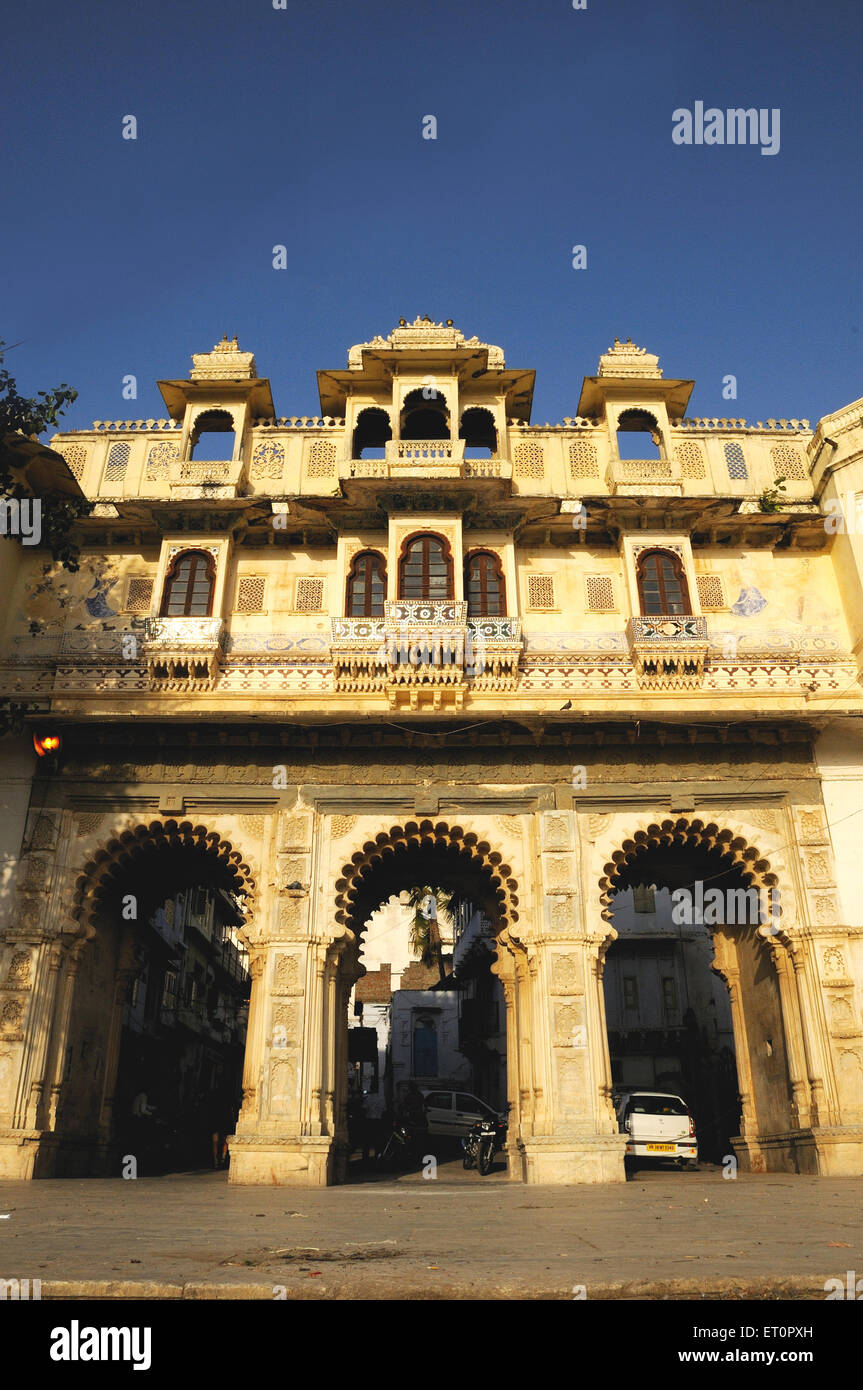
[
  {"left": 614, "top": 1089, "right": 698, "bottom": 1167},
  {"left": 420, "top": 1088, "right": 501, "bottom": 1139}
]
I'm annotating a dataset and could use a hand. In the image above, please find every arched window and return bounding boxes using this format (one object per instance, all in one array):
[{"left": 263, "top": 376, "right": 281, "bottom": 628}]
[
  {"left": 189, "top": 409, "right": 236, "bottom": 463},
  {"left": 616, "top": 408, "right": 661, "bottom": 461},
  {"left": 465, "top": 550, "right": 506, "bottom": 616},
  {"left": 345, "top": 550, "right": 387, "bottom": 617},
  {"left": 160, "top": 550, "right": 216, "bottom": 617},
  {"left": 459, "top": 407, "right": 497, "bottom": 457},
  {"left": 399, "top": 534, "right": 453, "bottom": 600},
  {"left": 352, "top": 408, "right": 392, "bottom": 459},
  {"left": 400, "top": 387, "right": 449, "bottom": 442},
  {"left": 636, "top": 549, "right": 691, "bottom": 616}
]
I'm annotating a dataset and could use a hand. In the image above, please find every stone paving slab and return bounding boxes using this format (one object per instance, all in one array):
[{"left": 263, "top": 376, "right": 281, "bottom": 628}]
[{"left": 2, "top": 1162, "right": 862, "bottom": 1300}]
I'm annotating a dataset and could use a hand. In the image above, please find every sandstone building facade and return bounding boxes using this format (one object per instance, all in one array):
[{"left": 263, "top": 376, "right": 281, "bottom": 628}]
[{"left": 2, "top": 317, "right": 863, "bottom": 1184}]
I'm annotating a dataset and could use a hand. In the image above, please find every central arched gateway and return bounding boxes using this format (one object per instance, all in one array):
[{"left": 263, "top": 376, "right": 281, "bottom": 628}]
[{"left": 331, "top": 820, "right": 526, "bottom": 1181}]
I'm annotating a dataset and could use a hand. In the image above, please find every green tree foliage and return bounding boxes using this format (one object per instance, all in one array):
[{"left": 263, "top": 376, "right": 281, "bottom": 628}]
[
  {"left": 758, "top": 476, "right": 788, "bottom": 514},
  {"left": 0, "top": 341, "right": 92, "bottom": 570},
  {"left": 405, "top": 885, "right": 474, "bottom": 985}
]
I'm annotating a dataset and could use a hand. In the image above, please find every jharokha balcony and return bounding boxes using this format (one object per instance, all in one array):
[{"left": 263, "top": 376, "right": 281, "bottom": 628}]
[
  {"left": 330, "top": 600, "right": 523, "bottom": 707},
  {"left": 342, "top": 439, "right": 507, "bottom": 481},
  {"left": 167, "top": 459, "right": 246, "bottom": 499},
  {"left": 142, "top": 616, "right": 225, "bottom": 691},
  {"left": 626, "top": 614, "right": 709, "bottom": 688}
]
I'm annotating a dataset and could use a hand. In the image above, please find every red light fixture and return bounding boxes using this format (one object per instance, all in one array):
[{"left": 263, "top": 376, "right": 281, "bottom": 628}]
[{"left": 33, "top": 731, "right": 62, "bottom": 758}]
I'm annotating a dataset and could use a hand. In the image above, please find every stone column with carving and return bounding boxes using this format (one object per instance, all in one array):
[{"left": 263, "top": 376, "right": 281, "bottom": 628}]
[
  {"left": 711, "top": 933, "right": 759, "bottom": 1163},
  {"left": 491, "top": 941, "right": 523, "bottom": 1177},
  {"left": 513, "top": 810, "right": 625, "bottom": 1184},
  {"left": 329, "top": 941, "right": 359, "bottom": 1183},
  {"left": 0, "top": 808, "right": 82, "bottom": 1179},
  {"left": 229, "top": 807, "right": 332, "bottom": 1186},
  {"left": 789, "top": 937, "right": 834, "bottom": 1128},
  {"left": 789, "top": 804, "right": 863, "bottom": 1174},
  {"left": 97, "top": 963, "right": 137, "bottom": 1146},
  {"left": 44, "top": 940, "right": 88, "bottom": 1140},
  {"left": 236, "top": 949, "right": 266, "bottom": 1126},
  {"left": 766, "top": 938, "right": 812, "bottom": 1132}
]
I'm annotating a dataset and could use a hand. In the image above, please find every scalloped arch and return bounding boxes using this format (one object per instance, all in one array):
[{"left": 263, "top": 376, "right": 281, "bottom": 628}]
[
  {"left": 73, "top": 819, "right": 257, "bottom": 938},
  {"left": 597, "top": 815, "right": 779, "bottom": 924},
  {"left": 335, "top": 819, "right": 518, "bottom": 939}
]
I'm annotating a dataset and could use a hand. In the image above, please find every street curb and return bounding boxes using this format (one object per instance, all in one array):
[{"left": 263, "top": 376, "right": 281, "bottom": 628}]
[{"left": 38, "top": 1273, "right": 836, "bottom": 1301}]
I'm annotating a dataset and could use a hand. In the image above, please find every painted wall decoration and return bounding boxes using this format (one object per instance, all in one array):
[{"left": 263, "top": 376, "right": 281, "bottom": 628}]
[
  {"left": 23, "top": 558, "right": 121, "bottom": 631},
  {"left": 731, "top": 586, "right": 768, "bottom": 616}
]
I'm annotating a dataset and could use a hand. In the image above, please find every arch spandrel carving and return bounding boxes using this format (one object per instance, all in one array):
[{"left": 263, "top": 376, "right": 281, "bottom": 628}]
[
  {"left": 328, "top": 816, "right": 526, "bottom": 949},
  {"left": 72, "top": 817, "right": 259, "bottom": 950},
  {"left": 586, "top": 811, "right": 798, "bottom": 948}
]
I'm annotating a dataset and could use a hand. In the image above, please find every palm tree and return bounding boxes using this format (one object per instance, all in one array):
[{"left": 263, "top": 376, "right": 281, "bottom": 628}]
[{"left": 405, "top": 885, "right": 449, "bottom": 986}]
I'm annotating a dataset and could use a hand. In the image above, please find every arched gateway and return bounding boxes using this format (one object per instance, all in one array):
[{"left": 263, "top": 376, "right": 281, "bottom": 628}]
[
  {"left": 227, "top": 817, "right": 578, "bottom": 1187},
  {"left": 2, "top": 804, "right": 862, "bottom": 1184},
  {"left": 330, "top": 821, "right": 522, "bottom": 1180},
  {"left": 0, "top": 819, "right": 257, "bottom": 1178},
  {"left": 595, "top": 816, "right": 847, "bottom": 1175},
  {"left": 6, "top": 324, "right": 863, "bottom": 1188}
]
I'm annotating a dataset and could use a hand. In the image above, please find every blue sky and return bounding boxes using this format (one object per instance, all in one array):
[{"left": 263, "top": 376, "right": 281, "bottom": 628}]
[{"left": 3, "top": 0, "right": 862, "bottom": 434}]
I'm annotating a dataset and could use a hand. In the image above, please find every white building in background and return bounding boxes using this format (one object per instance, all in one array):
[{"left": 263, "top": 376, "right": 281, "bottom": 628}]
[
  {"left": 604, "top": 885, "right": 738, "bottom": 1160},
  {"left": 390, "top": 988, "right": 467, "bottom": 1098}
]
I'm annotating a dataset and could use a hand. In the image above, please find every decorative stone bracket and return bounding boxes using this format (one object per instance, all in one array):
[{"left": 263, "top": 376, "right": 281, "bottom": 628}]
[
  {"left": 626, "top": 614, "right": 709, "bottom": 688},
  {"left": 142, "top": 616, "right": 225, "bottom": 690},
  {"left": 330, "top": 605, "right": 522, "bottom": 705}
]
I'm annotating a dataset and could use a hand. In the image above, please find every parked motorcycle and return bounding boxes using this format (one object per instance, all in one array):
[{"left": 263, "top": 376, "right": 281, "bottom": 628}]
[
  {"left": 462, "top": 1115, "right": 507, "bottom": 1176},
  {"left": 376, "top": 1123, "right": 424, "bottom": 1171}
]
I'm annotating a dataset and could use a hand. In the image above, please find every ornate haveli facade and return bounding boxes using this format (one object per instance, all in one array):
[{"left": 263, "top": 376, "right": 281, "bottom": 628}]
[{"left": 2, "top": 316, "right": 863, "bottom": 1185}]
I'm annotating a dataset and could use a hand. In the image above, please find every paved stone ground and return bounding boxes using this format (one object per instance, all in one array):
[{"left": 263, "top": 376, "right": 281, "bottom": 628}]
[{"left": 2, "top": 1155, "right": 862, "bottom": 1299}]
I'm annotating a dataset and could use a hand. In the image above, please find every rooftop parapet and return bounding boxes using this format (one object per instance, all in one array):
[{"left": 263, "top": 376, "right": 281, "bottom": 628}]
[
  {"left": 190, "top": 336, "right": 258, "bottom": 382},
  {"left": 346, "top": 315, "right": 506, "bottom": 370},
  {"left": 597, "top": 338, "right": 663, "bottom": 379}
]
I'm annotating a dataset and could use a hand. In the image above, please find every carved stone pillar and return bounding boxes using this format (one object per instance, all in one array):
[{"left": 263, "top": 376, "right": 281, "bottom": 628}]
[
  {"left": 229, "top": 807, "right": 336, "bottom": 1186},
  {"left": 323, "top": 951, "right": 339, "bottom": 1136},
  {"left": 98, "top": 965, "right": 137, "bottom": 1140},
  {"left": 44, "top": 941, "right": 88, "bottom": 1137},
  {"left": 512, "top": 937, "right": 625, "bottom": 1183},
  {"left": 803, "top": 933, "right": 863, "bottom": 1173},
  {"left": 237, "top": 949, "right": 266, "bottom": 1125},
  {"left": 229, "top": 939, "right": 330, "bottom": 1186},
  {"left": 767, "top": 940, "right": 812, "bottom": 1131},
  {"left": 792, "top": 935, "right": 839, "bottom": 1126},
  {"left": 0, "top": 931, "right": 86, "bottom": 1179},
  {"left": 514, "top": 953, "right": 535, "bottom": 1137},
  {"left": 504, "top": 809, "right": 626, "bottom": 1184},
  {"left": 711, "top": 934, "right": 760, "bottom": 1166},
  {"left": 306, "top": 943, "right": 327, "bottom": 1138},
  {"left": 588, "top": 937, "right": 619, "bottom": 1134},
  {"left": 788, "top": 949, "right": 827, "bottom": 1128},
  {"left": 23, "top": 943, "right": 65, "bottom": 1132},
  {"left": 329, "top": 949, "right": 355, "bottom": 1184},
  {"left": 491, "top": 942, "right": 523, "bottom": 1178}
]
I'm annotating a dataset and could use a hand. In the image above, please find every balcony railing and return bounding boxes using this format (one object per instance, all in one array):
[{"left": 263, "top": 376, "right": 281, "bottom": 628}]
[
  {"left": 168, "top": 459, "right": 244, "bottom": 496},
  {"left": 330, "top": 605, "right": 522, "bottom": 704},
  {"left": 385, "top": 599, "right": 466, "bottom": 624},
  {"left": 394, "top": 439, "right": 462, "bottom": 463},
  {"left": 606, "top": 456, "right": 681, "bottom": 495},
  {"left": 142, "top": 616, "right": 225, "bottom": 690},
  {"left": 626, "top": 614, "right": 709, "bottom": 687},
  {"left": 343, "top": 440, "right": 506, "bottom": 481}
]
